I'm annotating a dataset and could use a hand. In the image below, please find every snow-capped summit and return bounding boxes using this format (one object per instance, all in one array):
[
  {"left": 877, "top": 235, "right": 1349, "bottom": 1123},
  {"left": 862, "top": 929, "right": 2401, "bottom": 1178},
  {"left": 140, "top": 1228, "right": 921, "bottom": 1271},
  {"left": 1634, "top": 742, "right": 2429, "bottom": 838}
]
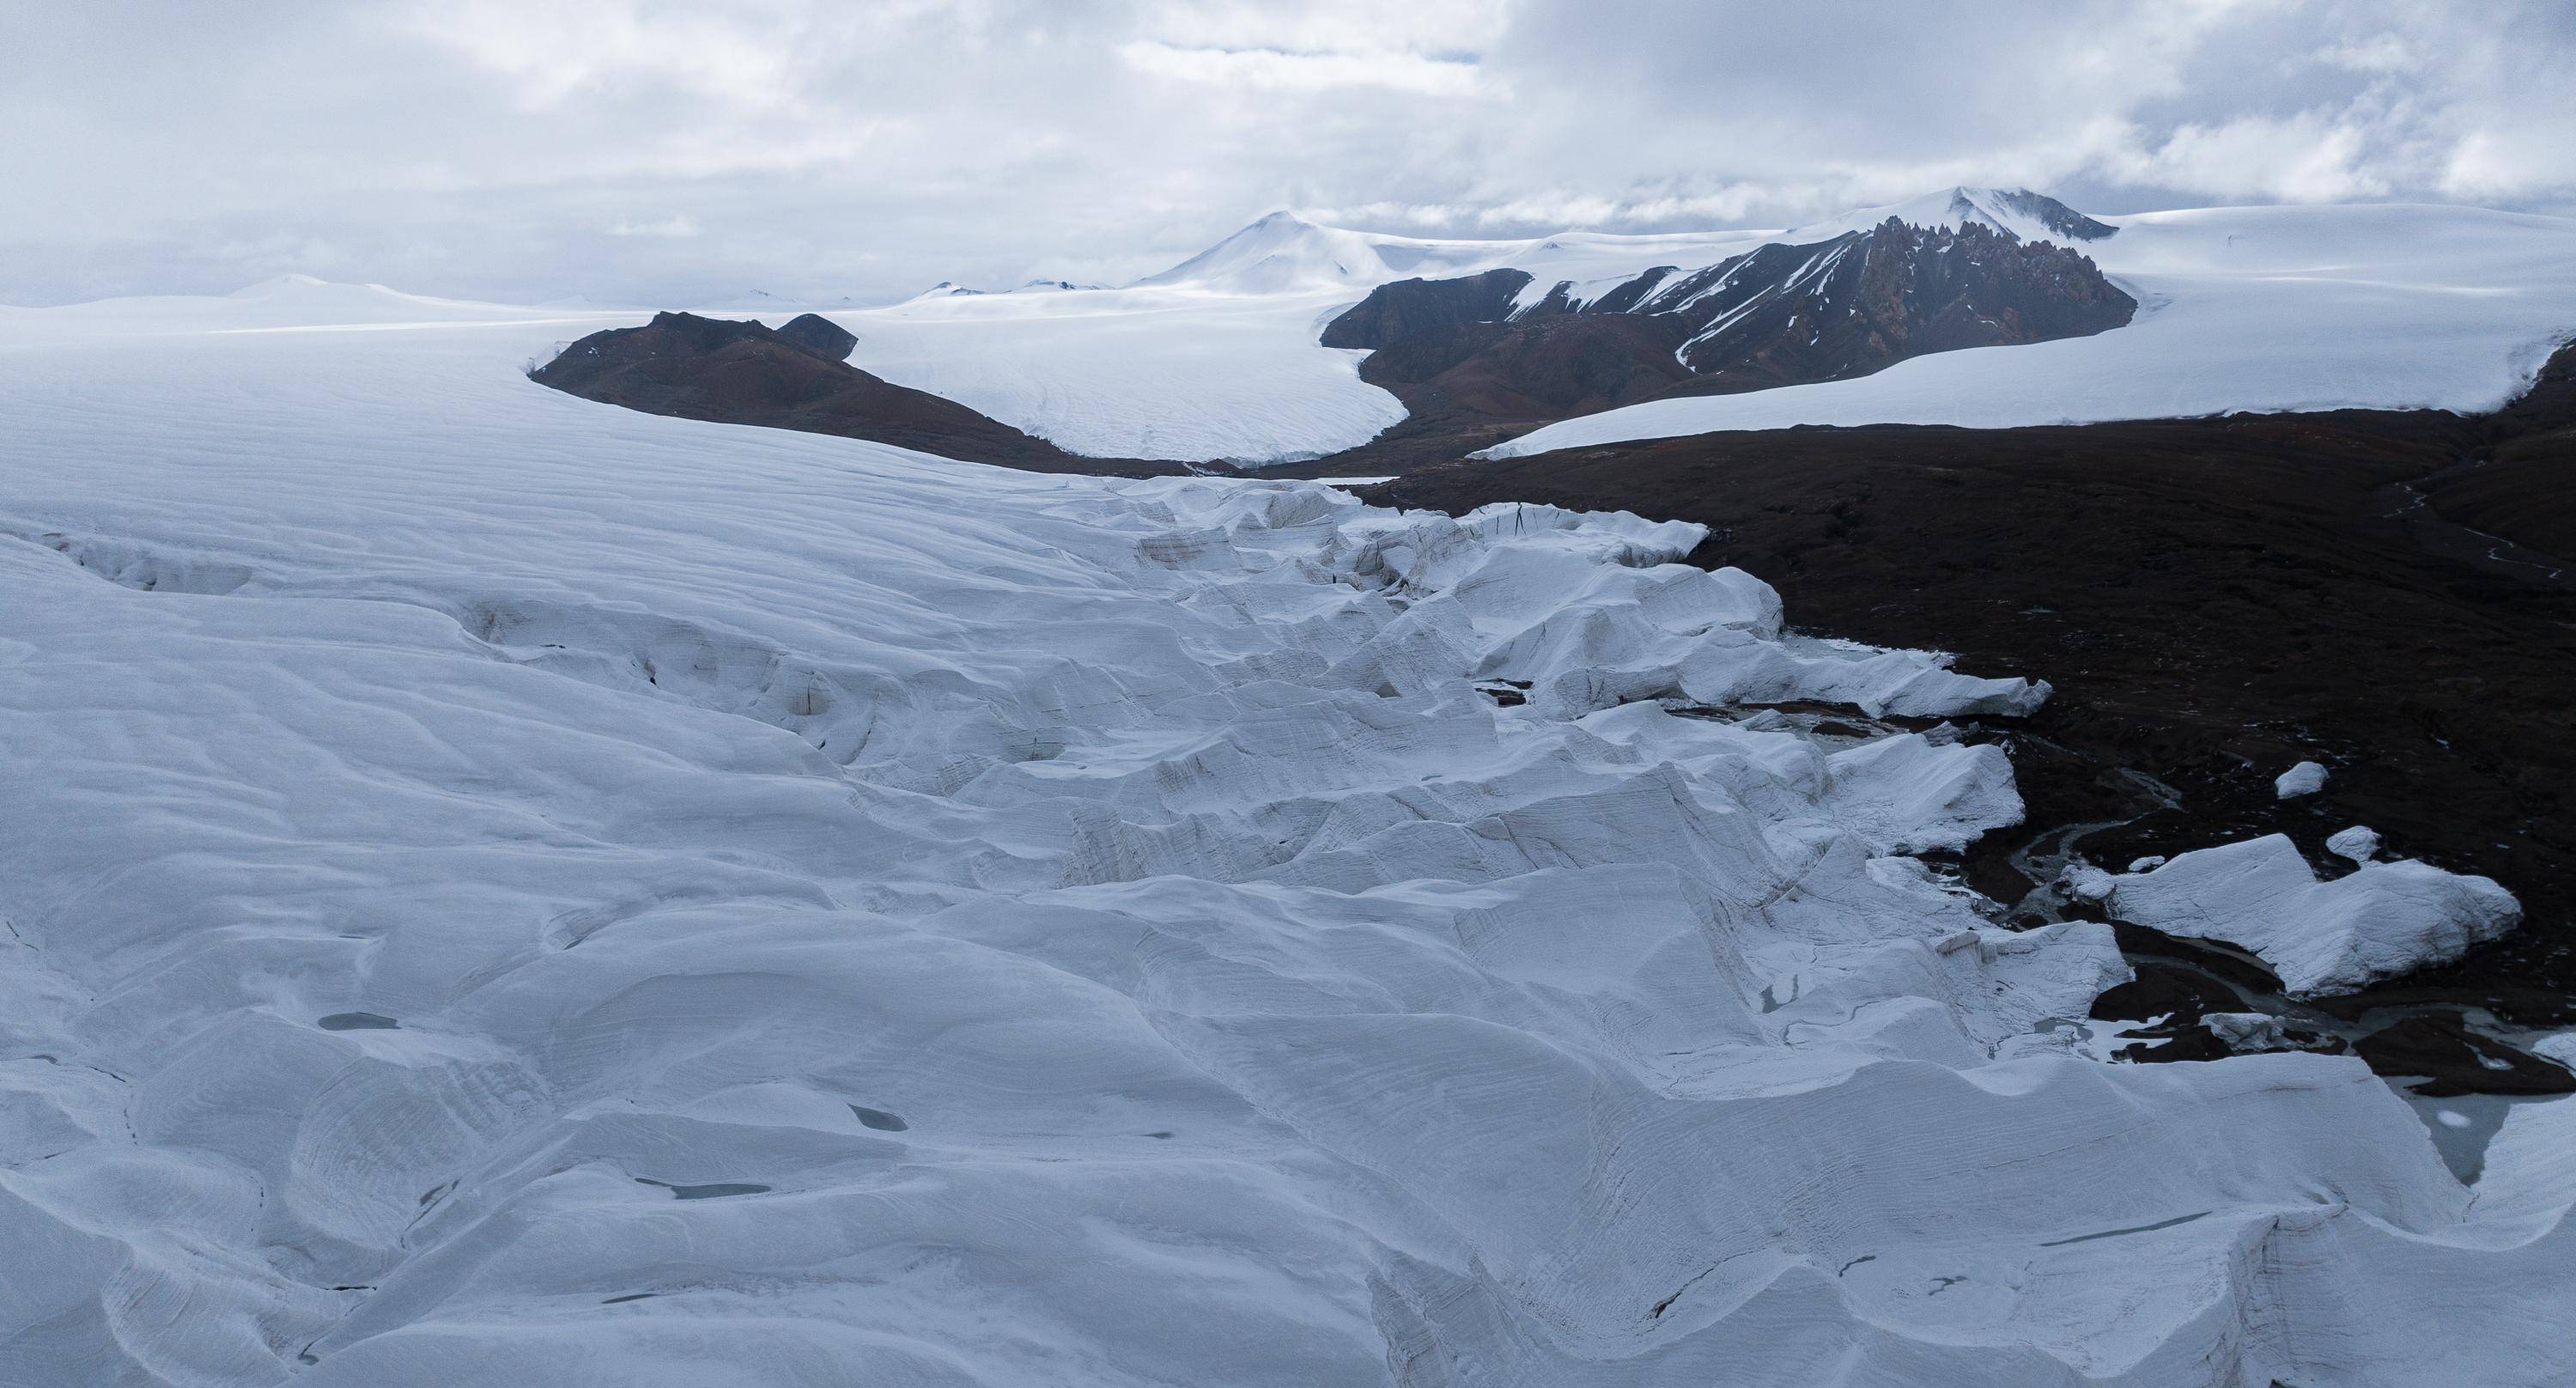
[
  {"left": 1137, "top": 192, "right": 2111, "bottom": 299},
  {"left": 909, "top": 280, "right": 985, "bottom": 301},
  {"left": 225, "top": 271, "right": 333, "bottom": 296},
  {"left": 1133, "top": 210, "right": 1417, "bottom": 293},
  {"left": 1790, "top": 186, "right": 2115, "bottom": 244}
]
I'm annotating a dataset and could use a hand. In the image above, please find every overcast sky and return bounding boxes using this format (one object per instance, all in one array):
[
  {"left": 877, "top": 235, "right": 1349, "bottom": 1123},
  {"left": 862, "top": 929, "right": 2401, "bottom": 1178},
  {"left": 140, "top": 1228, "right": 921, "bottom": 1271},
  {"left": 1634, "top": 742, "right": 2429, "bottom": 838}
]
[{"left": 9, "top": 0, "right": 2573, "bottom": 306}]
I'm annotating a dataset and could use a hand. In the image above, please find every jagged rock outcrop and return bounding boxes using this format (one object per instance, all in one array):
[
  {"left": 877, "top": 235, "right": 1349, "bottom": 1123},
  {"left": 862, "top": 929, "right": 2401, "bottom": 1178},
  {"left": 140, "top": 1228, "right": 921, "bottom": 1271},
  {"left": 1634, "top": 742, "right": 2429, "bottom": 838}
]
[{"left": 531, "top": 313, "right": 1182, "bottom": 476}]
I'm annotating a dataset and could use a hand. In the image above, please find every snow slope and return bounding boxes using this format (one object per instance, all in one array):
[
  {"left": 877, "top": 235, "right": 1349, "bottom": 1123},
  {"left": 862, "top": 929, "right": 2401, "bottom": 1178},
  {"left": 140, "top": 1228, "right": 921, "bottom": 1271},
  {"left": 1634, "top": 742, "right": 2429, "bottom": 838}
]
[
  {"left": 807, "top": 215, "right": 1778, "bottom": 463},
  {"left": 4, "top": 289, "right": 2574, "bottom": 1385},
  {"left": 1484, "top": 203, "right": 2576, "bottom": 456}
]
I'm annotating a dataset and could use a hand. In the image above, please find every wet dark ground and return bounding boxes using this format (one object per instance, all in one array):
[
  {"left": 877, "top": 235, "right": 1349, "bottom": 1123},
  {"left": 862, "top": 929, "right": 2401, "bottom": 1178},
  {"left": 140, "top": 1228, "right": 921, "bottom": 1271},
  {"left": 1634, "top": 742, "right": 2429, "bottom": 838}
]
[{"left": 1370, "top": 372, "right": 2576, "bottom": 1102}]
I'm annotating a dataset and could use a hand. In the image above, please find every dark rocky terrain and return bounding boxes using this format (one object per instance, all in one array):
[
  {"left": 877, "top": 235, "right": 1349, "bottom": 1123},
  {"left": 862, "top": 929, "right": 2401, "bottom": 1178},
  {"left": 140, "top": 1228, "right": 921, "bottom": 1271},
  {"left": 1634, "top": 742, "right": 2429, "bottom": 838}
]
[
  {"left": 773, "top": 311, "right": 858, "bottom": 361},
  {"left": 532, "top": 312, "right": 1184, "bottom": 477},
  {"left": 1303, "top": 220, "right": 2135, "bottom": 474},
  {"left": 1367, "top": 345, "right": 2576, "bottom": 1094},
  {"left": 1317, "top": 268, "right": 1534, "bottom": 350}
]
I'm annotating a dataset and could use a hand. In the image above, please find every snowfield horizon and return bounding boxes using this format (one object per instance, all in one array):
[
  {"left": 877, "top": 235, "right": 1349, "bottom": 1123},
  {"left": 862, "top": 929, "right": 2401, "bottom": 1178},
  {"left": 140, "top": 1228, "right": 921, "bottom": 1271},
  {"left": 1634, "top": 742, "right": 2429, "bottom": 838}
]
[
  {"left": 755, "top": 190, "right": 2576, "bottom": 466},
  {"left": 3, "top": 272, "right": 2572, "bottom": 1385},
  {"left": 44, "top": 189, "right": 2574, "bottom": 472}
]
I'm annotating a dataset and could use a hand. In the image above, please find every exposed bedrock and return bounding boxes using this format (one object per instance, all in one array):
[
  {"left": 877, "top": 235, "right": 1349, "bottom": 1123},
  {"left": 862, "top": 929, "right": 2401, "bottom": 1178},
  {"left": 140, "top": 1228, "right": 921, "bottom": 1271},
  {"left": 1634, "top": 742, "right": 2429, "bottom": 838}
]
[
  {"left": 532, "top": 312, "right": 1184, "bottom": 477},
  {"left": 1318, "top": 268, "right": 1533, "bottom": 350},
  {"left": 1320, "top": 220, "right": 2136, "bottom": 438},
  {"left": 773, "top": 312, "right": 857, "bottom": 361},
  {"left": 1359, "top": 314, "right": 1697, "bottom": 421}
]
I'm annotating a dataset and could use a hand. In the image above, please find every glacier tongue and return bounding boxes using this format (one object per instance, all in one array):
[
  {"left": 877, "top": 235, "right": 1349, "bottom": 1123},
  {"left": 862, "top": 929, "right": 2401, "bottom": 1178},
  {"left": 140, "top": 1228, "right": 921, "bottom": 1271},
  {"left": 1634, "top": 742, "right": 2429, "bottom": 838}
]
[{"left": 1, "top": 300, "right": 2572, "bottom": 1386}]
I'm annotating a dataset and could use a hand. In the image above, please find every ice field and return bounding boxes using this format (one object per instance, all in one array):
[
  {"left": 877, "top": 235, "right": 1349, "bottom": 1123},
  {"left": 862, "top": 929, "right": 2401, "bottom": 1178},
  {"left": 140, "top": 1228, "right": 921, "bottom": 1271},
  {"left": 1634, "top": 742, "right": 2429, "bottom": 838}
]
[{"left": 1, "top": 286, "right": 2571, "bottom": 1385}]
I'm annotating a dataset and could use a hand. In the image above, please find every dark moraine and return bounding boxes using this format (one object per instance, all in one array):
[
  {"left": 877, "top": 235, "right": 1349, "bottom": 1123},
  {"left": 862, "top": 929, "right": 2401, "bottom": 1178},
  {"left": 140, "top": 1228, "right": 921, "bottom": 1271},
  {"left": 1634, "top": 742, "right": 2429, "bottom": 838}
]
[
  {"left": 636, "top": 1178, "right": 772, "bottom": 1200},
  {"left": 531, "top": 312, "right": 1186, "bottom": 478},
  {"left": 774, "top": 311, "right": 858, "bottom": 361},
  {"left": 1368, "top": 344, "right": 2576, "bottom": 1097},
  {"left": 848, "top": 1104, "right": 908, "bottom": 1131}
]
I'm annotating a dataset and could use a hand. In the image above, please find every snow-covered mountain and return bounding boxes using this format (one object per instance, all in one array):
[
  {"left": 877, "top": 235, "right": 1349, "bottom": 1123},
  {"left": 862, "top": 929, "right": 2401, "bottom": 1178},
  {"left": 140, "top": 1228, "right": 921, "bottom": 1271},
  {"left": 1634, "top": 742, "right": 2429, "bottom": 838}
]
[
  {"left": 1484, "top": 201, "right": 2576, "bottom": 456},
  {"left": 3, "top": 282, "right": 2569, "bottom": 1386},
  {"left": 1787, "top": 185, "right": 2117, "bottom": 244},
  {"left": 1321, "top": 219, "right": 2136, "bottom": 419},
  {"left": 1133, "top": 209, "right": 1440, "bottom": 292},
  {"left": 908, "top": 277, "right": 1105, "bottom": 300},
  {"left": 1131, "top": 208, "right": 1777, "bottom": 296}
]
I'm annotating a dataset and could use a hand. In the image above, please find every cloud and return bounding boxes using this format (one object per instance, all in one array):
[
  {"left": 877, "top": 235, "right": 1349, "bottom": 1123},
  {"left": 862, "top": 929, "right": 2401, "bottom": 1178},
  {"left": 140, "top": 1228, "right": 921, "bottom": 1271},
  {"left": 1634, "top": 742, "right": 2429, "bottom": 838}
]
[
  {"left": 3, "top": 0, "right": 2569, "bottom": 307},
  {"left": 1119, "top": 41, "right": 1485, "bottom": 96},
  {"left": 606, "top": 215, "right": 703, "bottom": 239}
]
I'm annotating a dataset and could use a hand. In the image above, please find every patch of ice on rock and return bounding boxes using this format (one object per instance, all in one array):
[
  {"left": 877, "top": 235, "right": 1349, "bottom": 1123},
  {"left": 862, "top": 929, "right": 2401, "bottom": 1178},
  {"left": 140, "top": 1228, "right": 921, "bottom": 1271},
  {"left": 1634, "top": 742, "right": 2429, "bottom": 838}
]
[
  {"left": 2328, "top": 825, "right": 2384, "bottom": 863},
  {"left": 2276, "top": 759, "right": 2330, "bottom": 799},
  {"left": 2202, "top": 1012, "right": 2289, "bottom": 1050},
  {"left": 2102, "top": 834, "right": 2521, "bottom": 995}
]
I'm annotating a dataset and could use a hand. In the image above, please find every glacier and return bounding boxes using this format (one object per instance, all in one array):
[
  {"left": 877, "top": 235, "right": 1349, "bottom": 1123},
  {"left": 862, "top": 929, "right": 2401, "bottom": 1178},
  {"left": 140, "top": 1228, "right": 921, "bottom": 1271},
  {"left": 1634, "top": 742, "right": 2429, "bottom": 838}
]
[{"left": 2, "top": 287, "right": 2573, "bottom": 1386}]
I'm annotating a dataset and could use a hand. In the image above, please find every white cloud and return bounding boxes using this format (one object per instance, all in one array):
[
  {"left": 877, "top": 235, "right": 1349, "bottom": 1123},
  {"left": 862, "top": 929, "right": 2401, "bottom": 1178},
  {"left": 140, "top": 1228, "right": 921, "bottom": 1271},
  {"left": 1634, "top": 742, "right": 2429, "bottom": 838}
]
[
  {"left": 606, "top": 215, "right": 703, "bottom": 239},
  {"left": 2160, "top": 116, "right": 2388, "bottom": 202},
  {"left": 1119, "top": 41, "right": 1485, "bottom": 96},
  {"left": 3, "top": 0, "right": 2569, "bottom": 307}
]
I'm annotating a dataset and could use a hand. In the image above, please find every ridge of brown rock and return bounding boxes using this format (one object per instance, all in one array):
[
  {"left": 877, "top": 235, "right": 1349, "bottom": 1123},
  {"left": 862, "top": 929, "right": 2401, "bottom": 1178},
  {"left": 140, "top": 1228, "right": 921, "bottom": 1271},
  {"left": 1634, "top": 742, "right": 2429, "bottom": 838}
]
[{"left": 531, "top": 312, "right": 1183, "bottom": 478}]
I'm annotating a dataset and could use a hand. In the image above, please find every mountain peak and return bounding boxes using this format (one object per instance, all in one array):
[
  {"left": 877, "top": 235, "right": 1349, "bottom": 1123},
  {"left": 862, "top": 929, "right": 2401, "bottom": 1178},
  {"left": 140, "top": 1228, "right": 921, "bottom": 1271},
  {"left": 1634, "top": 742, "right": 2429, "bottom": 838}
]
[
  {"left": 1133, "top": 210, "right": 1390, "bottom": 293},
  {"left": 1792, "top": 186, "right": 2115, "bottom": 245}
]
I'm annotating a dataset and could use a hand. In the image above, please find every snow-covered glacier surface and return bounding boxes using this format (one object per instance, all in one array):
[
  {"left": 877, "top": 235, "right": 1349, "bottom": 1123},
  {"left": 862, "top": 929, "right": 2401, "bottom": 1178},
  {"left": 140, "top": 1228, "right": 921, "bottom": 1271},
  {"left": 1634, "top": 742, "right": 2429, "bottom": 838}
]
[
  {"left": 822, "top": 284, "right": 1406, "bottom": 464},
  {"left": 1483, "top": 203, "right": 2576, "bottom": 457},
  {"left": 3, "top": 292, "right": 2573, "bottom": 1387},
  {"left": 810, "top": 220, "right": 1778, "bottom": 464}
]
